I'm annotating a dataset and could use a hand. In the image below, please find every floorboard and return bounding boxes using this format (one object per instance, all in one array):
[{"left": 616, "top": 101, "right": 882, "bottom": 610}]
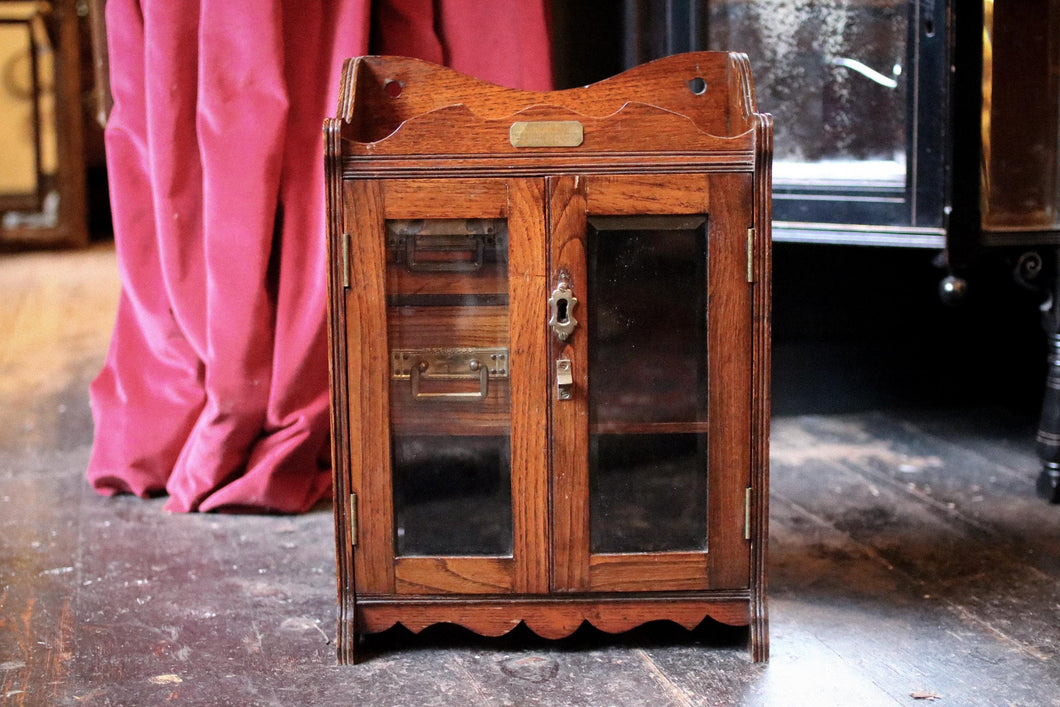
[{"left": 1, "top": 246, "right": 1059, "bottom": 706}]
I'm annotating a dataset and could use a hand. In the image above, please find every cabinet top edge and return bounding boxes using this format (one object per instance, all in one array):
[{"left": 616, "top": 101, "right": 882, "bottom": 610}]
[{"left": 331, "top": 51, "right": 770, "bottom": 153}]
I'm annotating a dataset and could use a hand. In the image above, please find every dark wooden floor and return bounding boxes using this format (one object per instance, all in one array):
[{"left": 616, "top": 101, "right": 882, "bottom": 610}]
[{"left": 2, "top": 246, "right": 1060, "bottom": 705}]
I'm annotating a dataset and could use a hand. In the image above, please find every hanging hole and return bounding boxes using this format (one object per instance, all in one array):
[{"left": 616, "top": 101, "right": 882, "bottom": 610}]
[
  {"left": 923, "top": 18, "right": 935, "bottom": 37},
  {"left": 688, "top": 77, "right": 707, "bottom": 95},
  {"left": 384, "top": 79, "right": 403, "bottom": 98}
]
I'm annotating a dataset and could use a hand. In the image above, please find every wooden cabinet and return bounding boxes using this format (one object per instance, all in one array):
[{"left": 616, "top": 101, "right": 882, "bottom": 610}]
[{"left": 325, "top": 52, "right": 772, "bottom": 663}]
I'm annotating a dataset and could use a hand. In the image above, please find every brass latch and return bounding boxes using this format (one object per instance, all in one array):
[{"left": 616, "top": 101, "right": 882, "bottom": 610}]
[{"left": 556, "top": 359, "right": 573, "bottom": 400}]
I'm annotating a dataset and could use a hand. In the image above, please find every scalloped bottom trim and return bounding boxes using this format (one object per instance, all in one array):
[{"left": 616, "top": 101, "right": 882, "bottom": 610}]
[{"left": 356, "top": 595, "right": 752, "bottom": 641}]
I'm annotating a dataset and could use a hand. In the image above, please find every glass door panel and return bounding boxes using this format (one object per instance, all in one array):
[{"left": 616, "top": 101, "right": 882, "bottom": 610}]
[
  {"left": 348, "top": 177, "right": 549, "bottom": 596},
  {"left": 549, "top": 173, "right": 751, "bottom": 594},
  {"left": 386, "top": 217, "right": 514, "bottom": 557},
  {"left": 586, "top": 217, "right": 709, "bottom": 554}
]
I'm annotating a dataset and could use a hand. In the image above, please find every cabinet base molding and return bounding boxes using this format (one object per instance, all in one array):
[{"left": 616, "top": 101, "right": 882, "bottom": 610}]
[{"left": 339, "top": 592, "right": 764, "bottom": 663}]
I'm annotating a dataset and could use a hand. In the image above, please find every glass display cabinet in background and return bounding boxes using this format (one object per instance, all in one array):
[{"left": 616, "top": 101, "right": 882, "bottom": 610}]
[
  {"left": 325, "top": 52, "right": 772, "bottom": 663},
  {"left": 555, "top": 0, "right": 949, "bottom": 246},
  {"left": 553, "top": 0, "right": 1060, "bottom": 501}
]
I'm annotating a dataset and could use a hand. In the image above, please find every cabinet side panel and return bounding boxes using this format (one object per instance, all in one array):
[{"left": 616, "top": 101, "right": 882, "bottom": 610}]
[
  {"left": 327, "top": 121, "right": 355, "bottom": 663},
  {"left": 705, "top": 172, "right": 753, "bottom": 589},
  {"left": 548, "top": 175, "right": 591, "bottom": 592},
  {"left": 751, "top": 115, "right": 773, "bottom": 661},
  {"left": 508, "top": 178, "right": 551, "bottom": 594},
  {"left": 345, "top": 179, "right": 395, "bottom": 594}
]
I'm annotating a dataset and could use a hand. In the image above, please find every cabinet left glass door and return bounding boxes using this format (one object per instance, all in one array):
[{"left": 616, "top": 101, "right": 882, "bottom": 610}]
[{"left": 343, "top": 178, "right": 550, "bottom": 596}]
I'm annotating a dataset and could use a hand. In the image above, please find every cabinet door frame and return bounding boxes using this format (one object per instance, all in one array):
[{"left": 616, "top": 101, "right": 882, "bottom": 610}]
[
  {"left": 549, "top": 172, "right": 754, "bottom": 593},
  {"left": 344, "top": 177, "right": 550, "bottom": 596}
]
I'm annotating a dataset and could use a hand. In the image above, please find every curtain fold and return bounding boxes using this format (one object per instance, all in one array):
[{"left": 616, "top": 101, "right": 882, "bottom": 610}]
[{"left": 88, "top": 0, "right": 552, "bottom": 512}]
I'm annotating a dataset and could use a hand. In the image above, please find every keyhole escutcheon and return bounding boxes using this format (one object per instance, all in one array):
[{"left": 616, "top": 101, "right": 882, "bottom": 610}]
[{"left": 548, "top": 280, "right": 578, "bottom": 341}]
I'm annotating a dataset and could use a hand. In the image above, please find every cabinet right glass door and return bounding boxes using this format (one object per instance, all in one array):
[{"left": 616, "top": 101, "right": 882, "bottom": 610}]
[{"left": 549, "top": 174, "right": 753, "bottom": 593}]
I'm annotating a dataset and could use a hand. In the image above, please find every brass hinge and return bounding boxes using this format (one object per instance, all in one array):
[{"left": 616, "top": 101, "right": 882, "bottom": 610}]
[
  {"left": 744, "top": 487, "right": 752, "bottom": 540},
  {"left": 341, "top": 233, "right": 351, "bottom": 289},
  {"left": 746, "top": 228, "right": 756, "bottom": 283},
  {"left": 349, "top": 493, "right": 358, "bottom": 547}
]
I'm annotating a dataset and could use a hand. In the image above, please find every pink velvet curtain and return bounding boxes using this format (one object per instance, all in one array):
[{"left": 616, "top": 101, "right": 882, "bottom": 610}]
[{"left": 89, "top": 0, "right": 552, "bottom": 512}]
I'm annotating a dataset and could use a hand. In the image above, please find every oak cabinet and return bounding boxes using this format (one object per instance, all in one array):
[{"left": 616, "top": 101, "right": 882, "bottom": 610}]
[{"left": 325, "top": 52, "right": 772, "bottom": 663}]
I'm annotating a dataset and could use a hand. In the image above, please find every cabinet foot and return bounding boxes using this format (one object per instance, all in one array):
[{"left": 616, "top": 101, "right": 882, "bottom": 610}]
[{"left": 337, "top": 610, "right": 358, "bottom": 665}]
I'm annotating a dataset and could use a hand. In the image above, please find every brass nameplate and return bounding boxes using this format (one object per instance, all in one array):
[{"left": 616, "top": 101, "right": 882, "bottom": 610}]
[{"left": 509, "top": 121, "right": 584, "bottom": 148}]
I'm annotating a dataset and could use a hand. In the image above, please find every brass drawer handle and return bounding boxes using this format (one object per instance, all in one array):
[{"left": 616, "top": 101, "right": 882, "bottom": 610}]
[
  {"left": 410, "top": 359, "right": 489, "bottom": 400},
  {"left": 392, "top": 348, "right": 507, "bottom": 401},
  {"left": 406, "top": 234, "right": 484, "bottom": 272}
]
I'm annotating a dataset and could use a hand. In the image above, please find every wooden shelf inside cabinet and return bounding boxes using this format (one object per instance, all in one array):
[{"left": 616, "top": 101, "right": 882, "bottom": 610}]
[{"left": 325, "top": 52, "right": 773, "bottom": 665}]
